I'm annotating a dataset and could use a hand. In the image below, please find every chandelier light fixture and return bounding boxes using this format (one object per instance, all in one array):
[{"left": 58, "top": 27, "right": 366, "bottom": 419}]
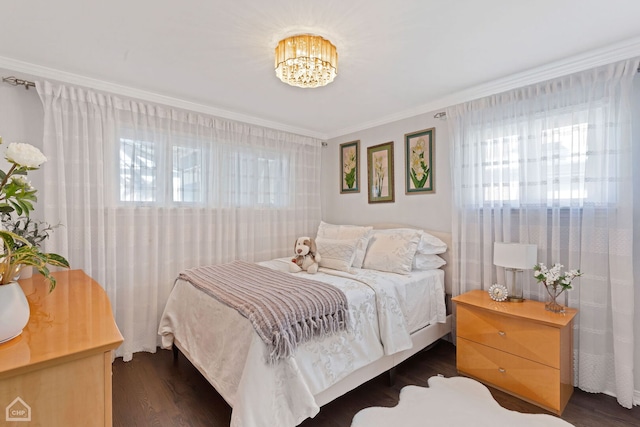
[{"left": 274, "top": 34, "right": 338, "bottom": 88}]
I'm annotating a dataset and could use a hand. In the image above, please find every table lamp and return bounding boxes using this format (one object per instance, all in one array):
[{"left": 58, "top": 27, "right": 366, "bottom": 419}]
[{"left": 493, "top": 242, "right": 537, "bottom": 302}]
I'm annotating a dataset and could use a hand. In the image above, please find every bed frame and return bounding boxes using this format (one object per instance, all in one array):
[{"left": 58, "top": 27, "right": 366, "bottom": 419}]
[
  {"left": 315, "top": 224, "right": 453, "bottom": 406},
  {"left": 172, "top": 314, "right": 452, "bottom": 407},
  {"left": 171, "top": 224, "right": 452, "bottom": 421},
  {"left": 315, "top": 314, "right": 451, "bottom": 406}
]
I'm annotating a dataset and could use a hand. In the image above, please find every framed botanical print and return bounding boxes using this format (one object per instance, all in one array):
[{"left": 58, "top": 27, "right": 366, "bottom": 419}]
[
  {"left": 405, "top": 128, "right": 435, "bottom": 194},
  {"left": 367, "top": 141, "right": 394, "bottom": 203},
  {"left": 340, "top": 140, "right": 359, "bottom": 193}
]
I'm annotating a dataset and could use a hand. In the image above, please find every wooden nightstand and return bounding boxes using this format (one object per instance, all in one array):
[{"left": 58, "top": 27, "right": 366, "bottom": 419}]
[{"left": 452, "top": 289, "right": 577, "bottom": 415}]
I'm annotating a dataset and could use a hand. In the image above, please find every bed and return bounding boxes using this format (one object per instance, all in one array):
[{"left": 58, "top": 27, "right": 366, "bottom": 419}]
[{"left": 158, "top": 223, "right": 453, "bottom": 427}]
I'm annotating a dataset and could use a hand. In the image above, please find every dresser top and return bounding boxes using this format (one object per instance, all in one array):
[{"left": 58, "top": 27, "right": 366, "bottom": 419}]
[
  {"left": 452, "top": 289, "right": 577, "bottom": 327},
  {"left": 0, "top": 270, "right": 123, "bottom": 379}
]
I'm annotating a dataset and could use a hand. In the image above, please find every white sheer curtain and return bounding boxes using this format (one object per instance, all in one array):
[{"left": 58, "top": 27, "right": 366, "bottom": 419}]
[
  {"left": 448, "top": 59, "right": 638, "bottom": 408},
  {"left": 37, "top": 80, "right": 322, "bottom": 361}
]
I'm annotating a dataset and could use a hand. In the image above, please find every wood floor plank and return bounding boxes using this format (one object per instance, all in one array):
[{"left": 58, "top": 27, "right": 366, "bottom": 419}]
[{"left": 112, "top": 341, "right": 640, "bottom": 426}]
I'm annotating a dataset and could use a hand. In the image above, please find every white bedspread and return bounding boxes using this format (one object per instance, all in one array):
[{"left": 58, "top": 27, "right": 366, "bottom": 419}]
[{"left": 158, "top": 258, "right": 446, "bottom": 427}]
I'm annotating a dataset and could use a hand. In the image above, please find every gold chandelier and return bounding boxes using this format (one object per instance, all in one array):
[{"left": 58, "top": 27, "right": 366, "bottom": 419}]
[{"left": 274, "top": 34, "right": 338, "bottom": 88}]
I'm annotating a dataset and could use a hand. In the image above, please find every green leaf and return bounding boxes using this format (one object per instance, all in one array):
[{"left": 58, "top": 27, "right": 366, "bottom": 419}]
[
  {"left": 44, "top": 253, "right": 70, "bottom": 268},
  {"left": 13, "top": 201, "right": 23, "bottom": 216},
  {"left": 46, "top": 276, "right": 57, "bottom": 292},
  {"left": 19, "top": 199, "right": 34, "bottom": 215},
  {"left": 344, "top": 168, "right": 356, "bottom": 188},
  {"left": 409, "top": 167, "right": 429, "bottom": 189}
]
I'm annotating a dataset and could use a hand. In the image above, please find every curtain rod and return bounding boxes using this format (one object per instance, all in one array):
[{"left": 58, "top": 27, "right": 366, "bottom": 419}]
[{"left": 2, "top": 76, "right": 36, "bottom": 90}]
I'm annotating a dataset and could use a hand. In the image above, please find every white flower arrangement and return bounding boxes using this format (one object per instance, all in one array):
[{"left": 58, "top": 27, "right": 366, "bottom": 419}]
[
  {"left": 533, "top": 263, "right": 582, "bottom": 291},
  {"left": 0, "top": 136, "right": 69, "bottom": 289}
]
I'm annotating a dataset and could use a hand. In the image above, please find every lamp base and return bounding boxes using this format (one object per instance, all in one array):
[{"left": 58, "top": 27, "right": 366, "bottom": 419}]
[{"left": 508, "top": 296, "right": 524, "bottom": 303}]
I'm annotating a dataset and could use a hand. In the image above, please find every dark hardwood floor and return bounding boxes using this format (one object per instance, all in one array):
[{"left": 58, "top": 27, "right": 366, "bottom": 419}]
[{"left": 112, "top": 340, "right": 640, "bottom": 426}]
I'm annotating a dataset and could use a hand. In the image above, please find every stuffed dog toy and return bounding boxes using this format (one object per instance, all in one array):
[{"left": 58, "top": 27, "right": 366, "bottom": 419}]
[{"left": 289, "top": 236, "right": 321, "bottom": 274}]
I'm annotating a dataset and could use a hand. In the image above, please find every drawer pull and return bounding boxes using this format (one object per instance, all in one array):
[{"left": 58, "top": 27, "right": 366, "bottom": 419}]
[
  {"left": 498, "top": 368, "right": 506, "bottom": 373},
  {"left": 498, "top": 331, "right": 506, "bottom": 336}
]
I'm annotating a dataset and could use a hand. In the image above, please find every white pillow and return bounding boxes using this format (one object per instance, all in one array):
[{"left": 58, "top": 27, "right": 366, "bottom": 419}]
[
  {"left": 315, "top": 237, "right": 358, "bottom": 273},
  {"left": 316, "top": 221, "right": 372, "bottom": 268},
  {"left": 417, "top": 231, "right": 447, "bottom": 255},
  {"left": 413, "top": 253, "right": 447, "bottom": 270},
  {"left": 362, "top": 229, "right": 421, "bottom": 275}
]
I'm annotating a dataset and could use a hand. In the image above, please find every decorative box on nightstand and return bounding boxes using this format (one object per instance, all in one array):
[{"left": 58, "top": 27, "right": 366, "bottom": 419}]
[{"left": 452, "top": 289, "right": 577, "bottom": 415}]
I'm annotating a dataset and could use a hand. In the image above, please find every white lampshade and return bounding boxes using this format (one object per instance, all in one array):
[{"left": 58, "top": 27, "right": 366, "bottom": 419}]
[{"left": 493, "top": 243, "right": 537, "bottom": 270}]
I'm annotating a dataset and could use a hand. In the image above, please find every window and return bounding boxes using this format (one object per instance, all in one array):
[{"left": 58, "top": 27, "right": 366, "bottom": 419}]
[
  {"left": 118, "top": 136, "right": 290, "bottom": 207},
  {"left": 482, "top": 122, "right": 589, "bottom": 207},
  {"left": 119, "top": 138, "right": 158, "bottom": 203},
  {"left": 224, "top": 147, "right": 290, "bottom": 207},
  {"left": 172, "top": 145, "right": 202, "bottom": 203}
]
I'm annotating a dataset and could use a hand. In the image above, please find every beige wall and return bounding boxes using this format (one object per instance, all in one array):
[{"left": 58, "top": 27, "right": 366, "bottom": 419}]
[
  {"left": 0, "top": 70, "right": 45, "bottom": 221},
  {"left": 0, "top": 72, "right": 43, "bottom": 150},
  {"left": 322, "top": 111, "right": 452, "bottom": 233}
]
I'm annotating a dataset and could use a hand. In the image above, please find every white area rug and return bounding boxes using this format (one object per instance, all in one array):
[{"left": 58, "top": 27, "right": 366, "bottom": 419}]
[{"left": 351, "top": 376, "right": 574, "bottom": 427}]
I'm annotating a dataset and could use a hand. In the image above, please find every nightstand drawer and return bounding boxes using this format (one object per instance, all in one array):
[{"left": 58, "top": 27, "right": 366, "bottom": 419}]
[
  {"left": 457, "top": 305, "right": 560, "bottom": 368},
  {"left": 457, "top": 337, "right": 560, "bottom": 412}
]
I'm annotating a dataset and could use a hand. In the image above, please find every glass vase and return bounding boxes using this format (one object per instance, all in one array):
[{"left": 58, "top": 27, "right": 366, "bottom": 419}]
[{"left": 545, "top": 284, "right": 565, "bottom": 313}]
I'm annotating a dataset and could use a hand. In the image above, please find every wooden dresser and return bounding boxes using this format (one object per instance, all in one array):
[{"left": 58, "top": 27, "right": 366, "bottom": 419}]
[
  {"left": 0, "top": 270, "right": 123, "bottom": 426},
  {"left": 452, "top": 289, "right": 577, "bottom": 415}
]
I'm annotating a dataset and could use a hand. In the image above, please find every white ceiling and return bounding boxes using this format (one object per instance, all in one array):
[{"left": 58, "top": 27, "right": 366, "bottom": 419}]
[{"left": 2, "top": 0, "right": 640, "bottom": 139}]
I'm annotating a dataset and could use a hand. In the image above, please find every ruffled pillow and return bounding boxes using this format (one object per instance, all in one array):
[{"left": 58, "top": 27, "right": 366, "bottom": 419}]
[
  {"left": 316, "top": 221, "right": 372, "bottom": 268},
  {"left": 315, "top": 237, "right": 358, "bottom": 273}
]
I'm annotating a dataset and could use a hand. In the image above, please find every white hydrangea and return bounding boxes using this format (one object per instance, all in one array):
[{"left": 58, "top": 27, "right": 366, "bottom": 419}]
[{"left": 5, "top": 142, "right": 47, "bottom": 169}]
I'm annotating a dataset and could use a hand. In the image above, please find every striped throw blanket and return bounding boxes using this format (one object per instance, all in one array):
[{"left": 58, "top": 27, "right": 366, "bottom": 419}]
[{"left": 178, "top": 261, "right": 349, "bottom": 363}]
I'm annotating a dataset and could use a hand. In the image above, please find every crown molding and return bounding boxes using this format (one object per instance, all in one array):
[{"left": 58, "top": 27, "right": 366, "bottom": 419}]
[
  {"left": 3, "top": 36, "right": 640, "bottom": 142},
  {"left": 0, "top": 56, "right": 327, "bottom": 140},
  {"left": 327, "top": 36, "right": 640, "bottom": 139}
]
